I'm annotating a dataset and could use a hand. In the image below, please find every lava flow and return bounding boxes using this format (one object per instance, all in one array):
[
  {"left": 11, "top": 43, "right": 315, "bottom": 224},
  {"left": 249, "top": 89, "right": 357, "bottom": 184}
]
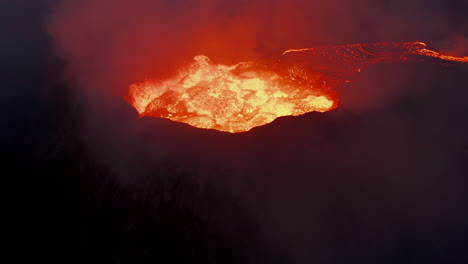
[{"left": 127, "top": 42, "right": 468, "bottom": 133}]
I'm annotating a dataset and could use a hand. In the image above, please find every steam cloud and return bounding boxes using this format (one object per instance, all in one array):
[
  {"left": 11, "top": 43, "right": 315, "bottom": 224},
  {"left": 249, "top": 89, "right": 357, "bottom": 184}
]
[
  {"left": 47, "top": 0, "right": 466, "bottom": 98},
  {"left": 3, "top": 0, "right": 466, "bottom": 263},
  {"left": 45, "top": 0, "right": 468, "bottom": 261}
]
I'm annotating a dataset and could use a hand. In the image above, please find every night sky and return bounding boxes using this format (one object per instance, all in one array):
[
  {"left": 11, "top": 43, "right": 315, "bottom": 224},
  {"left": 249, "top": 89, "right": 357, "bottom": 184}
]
[{"left": 2, "top": 0, "right": 468, "bottom": 263}]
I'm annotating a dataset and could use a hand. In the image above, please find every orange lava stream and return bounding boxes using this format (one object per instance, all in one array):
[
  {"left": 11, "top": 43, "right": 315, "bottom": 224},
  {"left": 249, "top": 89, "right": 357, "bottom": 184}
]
[
  {"left": 413, "top": 49, "right": 468, "bottom": 63},
  {"left": 128, "top": 41, "right": 467, "bottom": 133},
  {"left": 283, "top": 42, "right": 468, "bottom": 63}
]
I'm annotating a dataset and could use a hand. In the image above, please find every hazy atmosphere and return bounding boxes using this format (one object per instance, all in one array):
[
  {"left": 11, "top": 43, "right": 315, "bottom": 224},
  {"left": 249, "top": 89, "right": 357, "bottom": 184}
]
[{"left": 2, "top": 0, "right": 468, "bottom": 263}]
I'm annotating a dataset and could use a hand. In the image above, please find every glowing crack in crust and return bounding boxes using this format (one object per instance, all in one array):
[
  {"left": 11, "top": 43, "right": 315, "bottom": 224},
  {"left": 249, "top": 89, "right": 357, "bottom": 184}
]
[{"left": 127, "top": 42, "right": 468, "bottom": 133}]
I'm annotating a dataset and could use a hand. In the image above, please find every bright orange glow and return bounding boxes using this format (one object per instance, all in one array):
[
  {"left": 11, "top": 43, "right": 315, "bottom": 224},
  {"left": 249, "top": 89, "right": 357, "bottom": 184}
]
[
  {"left": 128, "top": 56, "right": 337, "bottom": 133},
  {"left": 128, "top": 41, "right": 467, "bottom": 133}
]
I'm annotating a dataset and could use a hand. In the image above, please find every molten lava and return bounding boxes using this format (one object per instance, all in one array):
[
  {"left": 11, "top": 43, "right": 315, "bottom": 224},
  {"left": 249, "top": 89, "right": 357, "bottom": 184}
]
[
  {"left": 128, "top": 42, "right": 468, "bottom": 133},
  {"left": 128, "top": 56, "right": 337, "bottom": 133}
]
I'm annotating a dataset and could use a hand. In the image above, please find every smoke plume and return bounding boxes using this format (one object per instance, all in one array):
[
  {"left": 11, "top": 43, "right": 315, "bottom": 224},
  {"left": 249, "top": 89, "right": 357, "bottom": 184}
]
[
  {"left": 3, "top": 0, "right": 466, "bottom": 263},
  {"left": 47, "top": 0, "right": 466, "bottom": 98}
]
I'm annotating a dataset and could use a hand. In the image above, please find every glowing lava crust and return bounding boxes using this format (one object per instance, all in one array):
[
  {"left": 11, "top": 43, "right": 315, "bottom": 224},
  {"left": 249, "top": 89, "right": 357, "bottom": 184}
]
[{"left": 127, "top": 42, "right": 468, "bottom": 133}]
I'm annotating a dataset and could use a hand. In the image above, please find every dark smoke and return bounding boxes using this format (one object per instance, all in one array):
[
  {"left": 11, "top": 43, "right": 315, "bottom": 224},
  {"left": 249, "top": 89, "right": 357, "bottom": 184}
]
[{"left": 2, "top": 0, "right": 468, "bottom": 263}]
